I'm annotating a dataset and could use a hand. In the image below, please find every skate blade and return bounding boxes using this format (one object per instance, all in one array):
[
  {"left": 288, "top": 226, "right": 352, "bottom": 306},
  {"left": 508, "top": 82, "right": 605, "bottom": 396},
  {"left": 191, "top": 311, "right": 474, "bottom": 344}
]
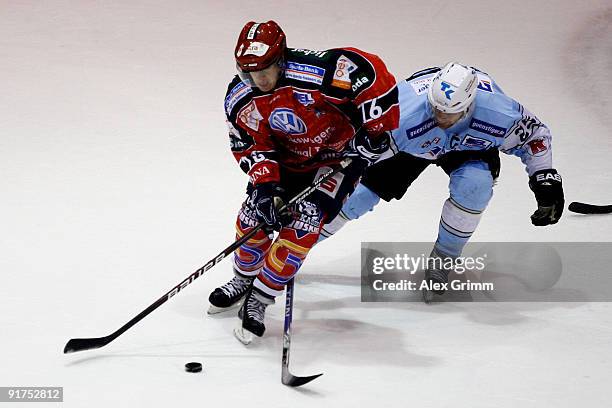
[
  {"left": 422, "top": 288, "right": 434, "bottom": 304},
  {"left": 233, "top": 326, "right": 254, "bottom": 346},
  {"left": 422, "top": 288, "right": 445, "bottom": 304},
  {"left": 207, "top": 298, "right": 244, "bottom": 315}
]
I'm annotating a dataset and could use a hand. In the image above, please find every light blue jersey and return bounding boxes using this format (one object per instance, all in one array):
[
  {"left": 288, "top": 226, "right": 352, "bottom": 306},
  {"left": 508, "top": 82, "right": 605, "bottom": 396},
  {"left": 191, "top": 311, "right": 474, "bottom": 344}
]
[
  {"left": 320, "top": 67, "right": 558, "bottom": 258},
  {"left": 390, "top": 69, "right": 552, "bottom": 176}
]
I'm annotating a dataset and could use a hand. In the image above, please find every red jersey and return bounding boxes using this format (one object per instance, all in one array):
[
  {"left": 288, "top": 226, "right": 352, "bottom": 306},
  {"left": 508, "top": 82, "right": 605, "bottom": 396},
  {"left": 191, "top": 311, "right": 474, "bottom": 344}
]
[{"left": 224, "top": 47, "right": 399, "bottom": 185}]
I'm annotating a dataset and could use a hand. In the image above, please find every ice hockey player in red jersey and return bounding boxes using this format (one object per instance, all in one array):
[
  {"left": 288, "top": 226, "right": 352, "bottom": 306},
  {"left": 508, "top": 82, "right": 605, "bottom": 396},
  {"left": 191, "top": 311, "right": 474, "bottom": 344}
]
[{"left": 208, "top": 20, "right": 399, "bottom": 342}]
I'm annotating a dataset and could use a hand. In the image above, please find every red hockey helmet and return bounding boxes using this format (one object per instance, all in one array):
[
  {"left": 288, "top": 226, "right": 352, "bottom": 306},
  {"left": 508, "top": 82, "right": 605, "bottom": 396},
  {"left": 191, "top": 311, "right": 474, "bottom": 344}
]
[{"left": 235, "top": 21, "right": 287, "bottom": 73}]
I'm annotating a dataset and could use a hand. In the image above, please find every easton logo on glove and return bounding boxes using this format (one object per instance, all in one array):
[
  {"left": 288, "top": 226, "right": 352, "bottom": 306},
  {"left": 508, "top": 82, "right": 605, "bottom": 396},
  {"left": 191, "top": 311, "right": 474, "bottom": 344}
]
[{"left": 535, "top": 172, "right": 562, "bottom": 183}]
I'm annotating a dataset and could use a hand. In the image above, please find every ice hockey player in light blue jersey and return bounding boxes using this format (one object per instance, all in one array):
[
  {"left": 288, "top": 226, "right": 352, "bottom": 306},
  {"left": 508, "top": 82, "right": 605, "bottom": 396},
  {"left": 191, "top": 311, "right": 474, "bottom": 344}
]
[{"left": 321, "top": 62, "right": 565, "bottom": 301}]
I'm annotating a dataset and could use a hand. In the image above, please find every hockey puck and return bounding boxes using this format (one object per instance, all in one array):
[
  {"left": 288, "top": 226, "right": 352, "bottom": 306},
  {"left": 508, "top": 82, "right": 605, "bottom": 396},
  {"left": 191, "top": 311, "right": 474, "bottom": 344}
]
[{"left": 184, "top": 362, "right": 202, "bottom": 373}]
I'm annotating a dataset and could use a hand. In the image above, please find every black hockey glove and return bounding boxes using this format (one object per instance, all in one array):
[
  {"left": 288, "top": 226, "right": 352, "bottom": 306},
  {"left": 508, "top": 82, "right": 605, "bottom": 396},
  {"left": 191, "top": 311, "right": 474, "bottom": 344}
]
[
  {"left": 528, "top": 169, "right": 564, "bottom": 226},
  {"left": 250, "top": 183, "right": 291, "bottom": 231},
  {"left": 347, "top": 130, "right": 391, "bottom": 165}
]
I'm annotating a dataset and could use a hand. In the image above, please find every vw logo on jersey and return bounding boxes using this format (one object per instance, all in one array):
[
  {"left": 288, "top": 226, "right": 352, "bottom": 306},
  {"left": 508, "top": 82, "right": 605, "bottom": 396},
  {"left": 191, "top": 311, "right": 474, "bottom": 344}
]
[
  {"left": 269, "top": 108, "right": 307, "bottom": 135},
  {"left": 440, "top": 81, "right": 455, "bottom": 100}
]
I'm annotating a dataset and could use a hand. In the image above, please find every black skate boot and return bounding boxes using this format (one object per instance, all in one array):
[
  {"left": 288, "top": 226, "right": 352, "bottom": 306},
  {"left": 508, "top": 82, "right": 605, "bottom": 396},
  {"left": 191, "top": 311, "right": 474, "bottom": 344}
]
[
  {"left": 207, "top": 271, "right": 254, "bottom": 315},
  {"left": 424, "top": 267, "right": 450, "bottom": 294},
  {"left": 234, "top": 287, "right": 275, "bottom": 345},
  {"left": 422, "top": 249, "right": 452, "bottom": 303}
]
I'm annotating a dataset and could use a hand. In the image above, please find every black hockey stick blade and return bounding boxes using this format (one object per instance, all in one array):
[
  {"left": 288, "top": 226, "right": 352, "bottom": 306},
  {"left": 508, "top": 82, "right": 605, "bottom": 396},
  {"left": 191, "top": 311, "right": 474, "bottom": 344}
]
[
  {"left": 281, "top": 279, "right": 323, "bottom": 387},
  {"left": 282, "top": 369, "right": 323, "bottom": 387},
  {"left": 568, "top": 202, "right": 612, "bottom": 215},
  {"left": 64, "top": 336, "right": 114, "bottom": 354}
]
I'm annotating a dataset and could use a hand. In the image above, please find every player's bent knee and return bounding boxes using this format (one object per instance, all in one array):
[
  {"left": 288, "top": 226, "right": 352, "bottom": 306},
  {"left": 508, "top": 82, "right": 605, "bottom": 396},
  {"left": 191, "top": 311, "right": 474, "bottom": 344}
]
[{"left": 450, "top": 165, "right": 493, "bottom": 211}]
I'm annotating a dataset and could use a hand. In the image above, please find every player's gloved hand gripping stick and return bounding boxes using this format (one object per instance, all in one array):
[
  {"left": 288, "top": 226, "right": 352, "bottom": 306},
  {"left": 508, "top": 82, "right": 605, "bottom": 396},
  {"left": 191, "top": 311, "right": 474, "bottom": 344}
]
[
  {"left": 63, "top": 158, "right": 352, "bottom": 355},
  {"left": 250, "top": 182, "right": 292, "bottom": 231},
  {"left": 346, "top": 129, "right": 392, "bottom": 165}
]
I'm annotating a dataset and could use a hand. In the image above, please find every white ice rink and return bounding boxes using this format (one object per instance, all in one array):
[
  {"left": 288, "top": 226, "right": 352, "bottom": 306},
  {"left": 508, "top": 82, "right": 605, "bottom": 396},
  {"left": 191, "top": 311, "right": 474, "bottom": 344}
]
[{"left": 2, "top": 0, "right": 612, "bottom": 406}]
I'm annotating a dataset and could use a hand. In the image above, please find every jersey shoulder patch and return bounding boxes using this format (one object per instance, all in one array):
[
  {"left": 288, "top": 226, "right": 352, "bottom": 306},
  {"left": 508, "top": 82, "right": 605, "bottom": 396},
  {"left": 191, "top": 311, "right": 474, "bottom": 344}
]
[
  {"left": 408, "top": 76, "right": 433, "bottom": 96},
  {"left": 237, "top": 100, "right": 264, "bottom": 132},
  {"left": 405, "top": 67, "right": 439, "bottom": 96},
  {"left": 284, "top": 49, "right": 329, "bottom": 86},
  {"left": 331, "top": 54, "right": 360, "bottom": 90},
  {"left": 469, "top": 117, "right": 507, "bottom": 138},
  {"left": 224, "top": 76, "right": 253, "bottom": 117},
  {"left": 476, "top": 73, "right": 495, "bottom": 93},
  {"left": 284, "top": 60, "right": 326, "bottom": 85}
]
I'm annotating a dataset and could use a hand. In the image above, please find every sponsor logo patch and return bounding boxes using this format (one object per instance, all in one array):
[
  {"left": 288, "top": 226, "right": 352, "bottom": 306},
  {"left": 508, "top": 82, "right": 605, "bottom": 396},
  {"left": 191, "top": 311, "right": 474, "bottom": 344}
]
[
  {"left": 352, "top": 76, "right": 370, "bottom": 92},
  {"left": 243, "top": 41, "right": 269, "bottom": 57},
  {"left": 535, "top": 172, "right": 561, "bottom": 183},
  {"left": 406, "top": 118, "right": 437, "bottom": 140},
  {"left": 332, "top": 55, "right": 358, "bottom": 90},
  {"left": 315, "top": 167, "right": 344, "bottom": 198},
  {"left": 290, "top": 200, "right": 323, "bottom": 238},
  {"left": 238, "top": 101, "right": 263, "bottom": 131},
  {"left": 249, "top": 166, "right": 271, "bottom": 184},
  {"left": 527, "top": 138, "right": 548, "bottom": 156},
  {"left": 269, "top": 108, "right": 307, "bottom": 134},
  {"left": 428, "top": 146, "right": 442, "bottom": 158},
  {"left": 225, "top": 81, "right": 252, "bottom": 115},
  {"left": 470, "top": 118, "right": 506, "bottom": 137},
  {"left": 293, "top": 90, "right": 315, "bottom": 106},
  {"left": 440, "top": 81, "right": 455, "bottom": 100},
  {"left": 291, "top": 48, "right": 328, "bottom": 58},
  {"left": 409, "top": 78, "right": 431, "bottom": 95},
  {"left": 461, "top": 134, "right": 493, "bottom": 149},
  {"left": 285, "top": 62, "right": 325, "bottom": 85},
  {"left": 246, "top": 23, "right": 259, "bottom": 40},
  {"left": 421, "top": 137, "right": 442, "bottom": 149},
  {"left": 287, "top": 126, "right": 334, "bottom": 145},
  {"left": 477, "top": 79, "right": 493, "bottom": 93}
]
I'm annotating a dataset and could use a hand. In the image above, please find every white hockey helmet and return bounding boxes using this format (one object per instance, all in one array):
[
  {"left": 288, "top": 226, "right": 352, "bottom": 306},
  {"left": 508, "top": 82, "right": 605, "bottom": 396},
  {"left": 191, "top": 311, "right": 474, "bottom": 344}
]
[{"left": 427, "top": 62, "right": 478, "bottom": 114}]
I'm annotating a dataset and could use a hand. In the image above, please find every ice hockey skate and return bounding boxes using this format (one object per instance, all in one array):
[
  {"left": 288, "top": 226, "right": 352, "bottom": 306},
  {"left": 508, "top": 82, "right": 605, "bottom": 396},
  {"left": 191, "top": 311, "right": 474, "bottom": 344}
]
[
  {"left": 207, "top": 273, "right": 254, "bottom": 315},
  {"left": 422, "top": 249, "right": 453, "bottom": 303},
  {"left": 233, "top": 287, "right": 275, "bottom": 345},
  {"left": 422, "top": 265, "right": 451, "bottom": 303}
]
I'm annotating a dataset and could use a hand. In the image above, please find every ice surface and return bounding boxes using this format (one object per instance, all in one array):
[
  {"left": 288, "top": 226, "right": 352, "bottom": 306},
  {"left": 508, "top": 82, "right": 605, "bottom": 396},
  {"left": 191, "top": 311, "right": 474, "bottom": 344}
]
[{"left": 1, "top": 1, "right": 611, "bottom": 407}]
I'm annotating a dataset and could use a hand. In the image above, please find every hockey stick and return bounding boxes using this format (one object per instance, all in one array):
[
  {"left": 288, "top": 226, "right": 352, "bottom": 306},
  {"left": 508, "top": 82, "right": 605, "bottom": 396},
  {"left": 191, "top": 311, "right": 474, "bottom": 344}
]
[
  {"left": 64, "top": 158, "right": 353, "bottom": 354},
  {"left": 282, "top": 278, "right": 323, "bottom": 386},
  {"left": 568, "top": 202, "right": 612, "bottom": 215}
]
